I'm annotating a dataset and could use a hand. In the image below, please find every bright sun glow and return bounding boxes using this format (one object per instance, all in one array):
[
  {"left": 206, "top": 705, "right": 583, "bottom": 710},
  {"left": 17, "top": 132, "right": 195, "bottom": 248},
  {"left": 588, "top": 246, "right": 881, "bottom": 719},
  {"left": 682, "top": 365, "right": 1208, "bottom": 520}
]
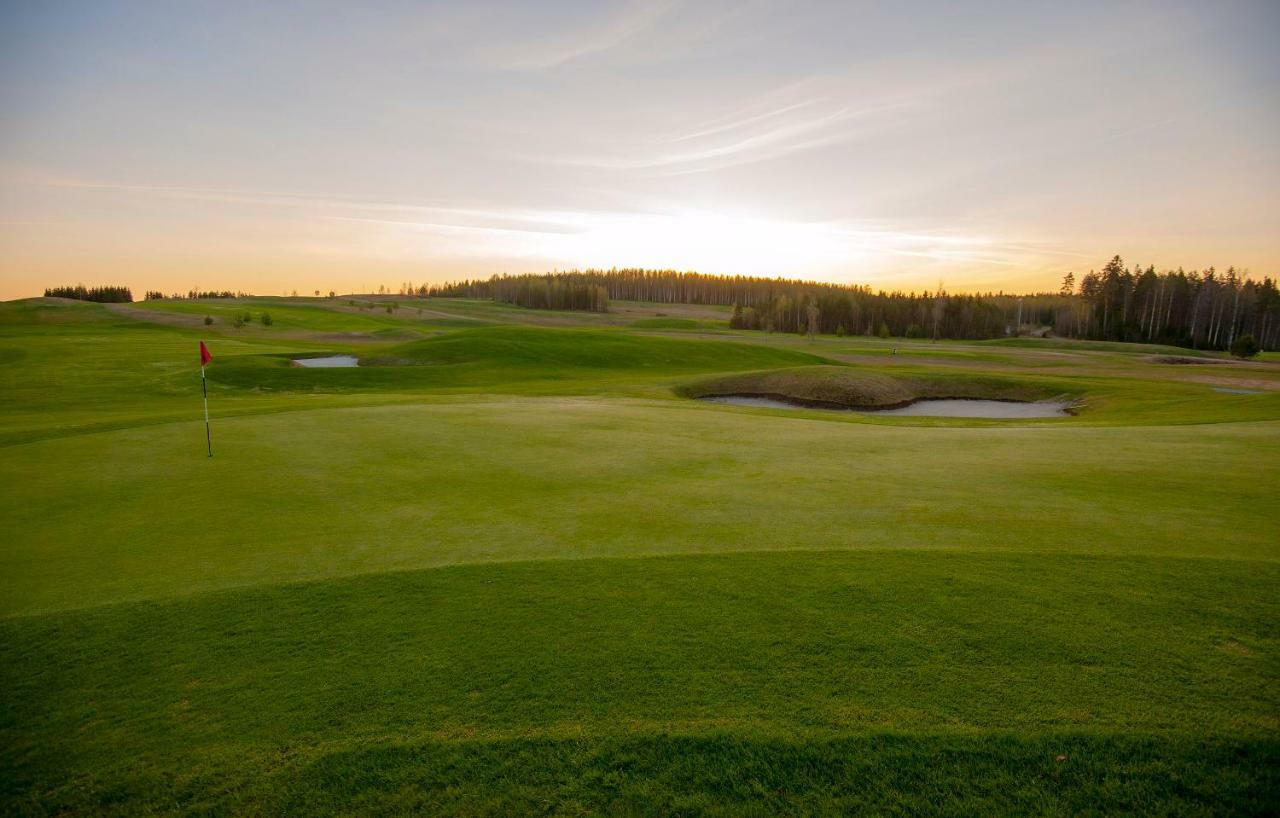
[
  {"left": 344, "top": 207, "right": 1015, "bottom": 286},
  {"left": 566, "top": 210, "right": 856, "bottom": 274}
]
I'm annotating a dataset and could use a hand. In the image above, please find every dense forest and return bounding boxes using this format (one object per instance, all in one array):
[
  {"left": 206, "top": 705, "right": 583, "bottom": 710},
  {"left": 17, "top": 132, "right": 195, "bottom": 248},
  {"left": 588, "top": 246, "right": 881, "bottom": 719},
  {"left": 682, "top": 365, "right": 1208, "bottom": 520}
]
[
  {"left": 476, "top": 275, "right": 609, "bottom": 312},
  {"left": 429, "top": 261, "right": 1279, "bottom": 351},
  {"left": 43, "top": 285, "right": 133, "bottom": 303}
]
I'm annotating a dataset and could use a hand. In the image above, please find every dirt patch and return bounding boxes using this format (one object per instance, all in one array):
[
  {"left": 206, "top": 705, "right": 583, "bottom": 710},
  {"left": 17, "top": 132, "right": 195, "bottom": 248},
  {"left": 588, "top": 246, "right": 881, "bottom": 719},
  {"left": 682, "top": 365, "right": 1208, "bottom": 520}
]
[
  {"left": 1191, "top": 376, "right": 1280, "bottom": 392},
  {"left": 609, "top": 302, "right": 729, "bottom": 321},
  {"left": 104, "top": 303, "right": 210, "bottom": 329},
  {"left": 312, "top": 332, "right": 380, "bottom": 342},
  {"left": 1148, "top": 355, "right": 1230, "bottom": 365},
  {"left": 1217, "top": 641, "right": 1257, "bottom": 658}
]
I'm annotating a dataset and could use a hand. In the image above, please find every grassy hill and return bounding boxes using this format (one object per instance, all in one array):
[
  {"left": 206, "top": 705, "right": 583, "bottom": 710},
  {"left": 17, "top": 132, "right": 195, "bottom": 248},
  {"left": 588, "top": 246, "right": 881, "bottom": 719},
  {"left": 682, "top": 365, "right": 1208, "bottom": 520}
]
[{"left": 2, "top": 296, "right": 1278, "bottom": 814}]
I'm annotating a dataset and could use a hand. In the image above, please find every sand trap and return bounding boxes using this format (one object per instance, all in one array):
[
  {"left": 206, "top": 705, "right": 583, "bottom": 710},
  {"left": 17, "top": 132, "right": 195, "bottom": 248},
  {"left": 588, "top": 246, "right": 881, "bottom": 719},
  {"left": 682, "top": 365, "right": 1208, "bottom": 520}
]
[
  {"left": 864, "top": 399, "right": 1070, "bottom": 418},
  {"left": 293, "top": 355, "right": 359, "bottom": 368},
  {"left": 701, "top": 395, "right": 1070, "bottom": 418}
]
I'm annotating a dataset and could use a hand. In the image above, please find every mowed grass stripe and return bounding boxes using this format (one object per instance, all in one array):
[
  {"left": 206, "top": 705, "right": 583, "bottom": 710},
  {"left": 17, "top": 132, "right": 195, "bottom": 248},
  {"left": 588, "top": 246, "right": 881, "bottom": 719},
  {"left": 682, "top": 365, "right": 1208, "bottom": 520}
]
[
  {"left": 2, "top": 550, "right": 1276, "bottom": 814},
  {"left": 3, "top": 401, "right": 1278, "bottom": 615}
]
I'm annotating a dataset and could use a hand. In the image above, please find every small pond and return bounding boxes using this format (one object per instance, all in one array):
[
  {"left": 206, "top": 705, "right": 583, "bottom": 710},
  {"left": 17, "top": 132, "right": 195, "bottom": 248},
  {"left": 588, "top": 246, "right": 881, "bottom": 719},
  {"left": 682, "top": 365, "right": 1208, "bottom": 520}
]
[
  {"left": 293, "top": 355, "right": 359, "bottom": 368},
  {"left": 1212, "top": 387, "right": 1261, "bottom": 395},
  {"left": 701, "top": 395, "right": 1070, "bottom": 418}
]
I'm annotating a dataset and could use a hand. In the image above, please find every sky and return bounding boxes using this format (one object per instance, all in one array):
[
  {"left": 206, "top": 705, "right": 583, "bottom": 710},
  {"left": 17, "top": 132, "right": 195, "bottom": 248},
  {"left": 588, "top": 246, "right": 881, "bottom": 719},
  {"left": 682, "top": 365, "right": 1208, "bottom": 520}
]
[{"left": 1, "top": 0, "right": 1278, "bottom": 300}]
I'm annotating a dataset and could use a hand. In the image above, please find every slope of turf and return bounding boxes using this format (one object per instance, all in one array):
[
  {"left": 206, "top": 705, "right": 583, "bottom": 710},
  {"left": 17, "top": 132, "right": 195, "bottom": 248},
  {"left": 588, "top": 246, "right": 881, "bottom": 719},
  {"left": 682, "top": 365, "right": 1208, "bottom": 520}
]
[
  {"left": 3, "top": 401, "right": 1277, "bottom": 616},
  {"left": 3, "top": 552, "right": 1276, "bottom": 815},
  {"left": 207, "top": 326, "right": 824, "bottom": 393}
]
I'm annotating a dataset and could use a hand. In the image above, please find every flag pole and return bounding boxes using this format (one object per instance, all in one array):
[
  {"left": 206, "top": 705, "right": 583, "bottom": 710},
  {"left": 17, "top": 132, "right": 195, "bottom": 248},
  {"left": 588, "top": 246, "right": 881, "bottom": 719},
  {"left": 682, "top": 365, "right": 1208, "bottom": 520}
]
[{"left": 202, "top": 364, "right": 212, "bottom": 457}]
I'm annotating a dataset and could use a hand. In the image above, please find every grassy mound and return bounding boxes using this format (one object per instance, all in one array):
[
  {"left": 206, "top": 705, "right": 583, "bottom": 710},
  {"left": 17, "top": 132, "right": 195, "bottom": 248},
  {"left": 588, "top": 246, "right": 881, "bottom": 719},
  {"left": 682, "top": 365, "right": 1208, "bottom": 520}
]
[
  {"left": 206, "top": 326, "right": 824, "bottom": 393},
  {"left": 370, "top": 325, "right": 809, "bottom": 370},
  {"left": 680, "top": 365, "right": 1065, "bottom": 409}
]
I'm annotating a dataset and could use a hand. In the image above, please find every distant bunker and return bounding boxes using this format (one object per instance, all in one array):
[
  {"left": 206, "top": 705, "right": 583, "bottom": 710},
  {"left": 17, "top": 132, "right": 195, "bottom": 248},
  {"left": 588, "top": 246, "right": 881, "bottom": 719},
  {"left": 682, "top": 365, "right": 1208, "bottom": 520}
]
[
  {"left": 293, "top": 355, "right": 359, "bottom": 368},
  {"left": 684, "top": 366, "right": 1075, "bottom": 419}
]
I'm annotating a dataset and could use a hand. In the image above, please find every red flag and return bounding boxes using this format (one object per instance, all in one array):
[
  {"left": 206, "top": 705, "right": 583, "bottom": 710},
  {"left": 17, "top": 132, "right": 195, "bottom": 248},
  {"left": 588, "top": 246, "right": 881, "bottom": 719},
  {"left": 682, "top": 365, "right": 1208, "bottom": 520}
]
[{"left": 200, "top": 341, "right": 213, "bottom": 367}]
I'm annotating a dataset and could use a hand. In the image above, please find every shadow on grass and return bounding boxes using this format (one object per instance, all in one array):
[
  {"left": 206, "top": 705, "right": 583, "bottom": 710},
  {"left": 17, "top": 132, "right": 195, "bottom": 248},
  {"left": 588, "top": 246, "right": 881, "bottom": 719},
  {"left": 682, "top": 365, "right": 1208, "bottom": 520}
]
[{"left": 273, "top": 734, "right": 1278, "bottom": 816}]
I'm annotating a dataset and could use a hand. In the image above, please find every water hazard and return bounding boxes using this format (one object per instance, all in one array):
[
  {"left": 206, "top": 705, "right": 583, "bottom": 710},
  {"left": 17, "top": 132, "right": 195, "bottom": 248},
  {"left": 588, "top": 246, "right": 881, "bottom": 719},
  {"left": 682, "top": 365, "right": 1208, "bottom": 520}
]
[{"left": 700, "top": 395, "right": 1070, "bottom": 418}]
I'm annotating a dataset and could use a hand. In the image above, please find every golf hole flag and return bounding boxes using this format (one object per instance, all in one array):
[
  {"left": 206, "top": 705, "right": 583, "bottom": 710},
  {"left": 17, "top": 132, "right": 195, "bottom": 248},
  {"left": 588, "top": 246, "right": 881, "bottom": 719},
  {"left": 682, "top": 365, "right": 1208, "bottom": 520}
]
[{"left": 200, "top": 341, "right": 213, "bottom": 457}]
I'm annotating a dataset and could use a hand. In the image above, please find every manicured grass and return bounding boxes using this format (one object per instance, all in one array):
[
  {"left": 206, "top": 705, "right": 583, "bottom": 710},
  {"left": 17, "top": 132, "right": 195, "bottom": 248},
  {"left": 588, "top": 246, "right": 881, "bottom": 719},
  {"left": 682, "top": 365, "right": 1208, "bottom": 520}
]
[
  {"left": 1, "top": 296, "right": 1278, "bottom": 814},
  {"left": 3, "top": 400, "right": 1278, "bottom": 615},
  {"left": 3, "top": 552, "right": 1277, "bottom": 814}
]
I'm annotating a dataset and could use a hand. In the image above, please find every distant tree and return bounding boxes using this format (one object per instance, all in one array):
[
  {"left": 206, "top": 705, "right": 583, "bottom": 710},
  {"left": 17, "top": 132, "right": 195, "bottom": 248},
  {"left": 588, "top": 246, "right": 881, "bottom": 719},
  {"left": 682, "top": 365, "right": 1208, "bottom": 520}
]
[
  {"left": 329, "top": 291, "right": 336, "bottom": 298},
  {"left": 203, "top": 316, "right": 213, "bottom": 326},
  {"left": 835, "top": 324, "right": 846, "bottom": 337},
  {"left": 418, "top": 264, "right": 1279, "bottom": 352},
  {"left": 1230, "top": 333, "right": 1260, "bottom": 359},
  {"left": 232, "top": 314, "right": 246, "bottom": 329},
  {"left": 729, "top": 303, "right": 745, "bottom": 329},
  {"left": 877, "top": 322, "right": 891, "bottom": 339},
  {"left": 314, "top": 290, "right": 320, "bottom": 297},
  {"left": 260, "top": 312, "right": 273, "bottom": 326},
  {"left": 805, "top": 303, "right": 820, "bottom": 340},
  {"left": 186, "top": 290, "right": 238, "bottom": 299},
  {"left": 44, "top": 284, "right": 132, "bottom": 303}
]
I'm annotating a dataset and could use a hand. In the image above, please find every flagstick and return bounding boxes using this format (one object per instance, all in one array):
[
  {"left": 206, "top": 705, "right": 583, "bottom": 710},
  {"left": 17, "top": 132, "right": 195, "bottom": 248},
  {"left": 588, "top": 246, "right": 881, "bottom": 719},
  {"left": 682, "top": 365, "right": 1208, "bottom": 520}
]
[{"left": 202, "top": 365, "right": 212, "bottom": 457}]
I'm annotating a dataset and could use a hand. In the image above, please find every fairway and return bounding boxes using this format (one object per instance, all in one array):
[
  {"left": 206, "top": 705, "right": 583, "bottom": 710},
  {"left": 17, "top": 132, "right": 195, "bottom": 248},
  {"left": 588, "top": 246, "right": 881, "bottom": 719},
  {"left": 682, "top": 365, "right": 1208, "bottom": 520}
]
[{"left": 2, "top": 296, "right": 1278, "bottom": 814}]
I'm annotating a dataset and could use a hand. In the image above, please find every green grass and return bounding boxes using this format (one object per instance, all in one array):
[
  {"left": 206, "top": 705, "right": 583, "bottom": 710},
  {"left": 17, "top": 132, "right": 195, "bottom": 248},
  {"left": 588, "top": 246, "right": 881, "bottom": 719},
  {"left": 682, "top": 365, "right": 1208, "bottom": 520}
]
[
  {"left": 4, "top": 553, "right": 1277, "bottom": 815},
  {"left": 2, "top": 296, "right": 1278, "bottom": 815}
]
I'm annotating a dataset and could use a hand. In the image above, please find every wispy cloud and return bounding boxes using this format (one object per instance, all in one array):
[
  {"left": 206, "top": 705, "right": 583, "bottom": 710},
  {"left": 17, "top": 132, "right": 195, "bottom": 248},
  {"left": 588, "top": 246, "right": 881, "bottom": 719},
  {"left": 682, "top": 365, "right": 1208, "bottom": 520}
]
[
  {"left": 664, "top": 99, "right": 823, "bottom": 144},
  {"left": 538, "top": 100, "right": 907, "bottom": 174},
  {"left": 16, "top": 167, "right": 1058, "bottom": 272},
  {"left": 480, "top": 0, "right": 679, "bottom": 70},
  {"left": 330, "top": 212, "right": 587, "bottom": 237}
]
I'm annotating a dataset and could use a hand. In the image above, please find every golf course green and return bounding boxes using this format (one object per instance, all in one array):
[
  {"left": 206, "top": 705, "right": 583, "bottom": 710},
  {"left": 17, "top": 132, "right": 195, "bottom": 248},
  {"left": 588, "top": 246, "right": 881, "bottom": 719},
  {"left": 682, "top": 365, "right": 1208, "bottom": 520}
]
[{"left": 2, "top": 295, "right": 1277, "bottom": 815}]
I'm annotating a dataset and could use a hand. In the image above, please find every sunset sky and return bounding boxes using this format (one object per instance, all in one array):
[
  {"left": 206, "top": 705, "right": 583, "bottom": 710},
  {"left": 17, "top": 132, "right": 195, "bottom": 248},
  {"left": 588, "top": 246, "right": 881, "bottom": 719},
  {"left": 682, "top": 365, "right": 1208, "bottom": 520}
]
[{"left": 2, "top": 1, "right": 1277, "bottom": 300}]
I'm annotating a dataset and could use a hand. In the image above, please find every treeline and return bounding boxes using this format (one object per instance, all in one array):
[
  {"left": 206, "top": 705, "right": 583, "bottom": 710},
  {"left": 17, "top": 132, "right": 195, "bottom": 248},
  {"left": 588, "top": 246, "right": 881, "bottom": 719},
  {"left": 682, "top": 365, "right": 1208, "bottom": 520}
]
[
  {"left": 431, "top": 274, "right": 609, "bottom": 312},
  {"left": 43, "top": 285, "right": 132, "bottom": 303},
  {"left": 1049, "top": 257, "right": 1277, "bottom": 350},
  {"left": 144, "top": 290, "right": 245, "bottom": 300},
  {"left": 429, "top": 264, "right": 1278, "bottom": 350}
]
